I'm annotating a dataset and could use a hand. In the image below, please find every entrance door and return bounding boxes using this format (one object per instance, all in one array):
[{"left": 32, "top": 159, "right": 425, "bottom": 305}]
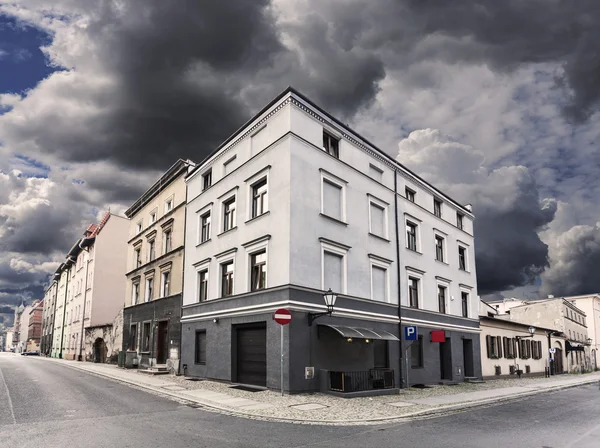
[
  {"left": 156, "top": 321, "right": 168, "bottom": 364},
  {"left": 236, "top": 323, "right": 267, "bottom": 386},
  {"left": 554, "top": 348, "right": 564, "bottom": 374},
  {"left": 462, "top": 339, "right": 474, "bottom": 377},
  {"left": 439, "top": 339, "right": 452, "bottom": 380}
]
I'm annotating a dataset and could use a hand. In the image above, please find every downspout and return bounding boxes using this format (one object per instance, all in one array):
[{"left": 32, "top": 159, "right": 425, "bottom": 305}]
[
  {"left": 48, "top": 277, "right": 60, "bottom": 356},
  {"left": 58, "top": 259, "right": 73, "bottom": 358},
  {"left": 547, "top": 331, "right": 553, "bottom": 375},
  {"left": 78, "top": 242, "right": 92, "bottom": 361},
  {"left": 394, "top": 171, "right": 404, "bottom": 388}
]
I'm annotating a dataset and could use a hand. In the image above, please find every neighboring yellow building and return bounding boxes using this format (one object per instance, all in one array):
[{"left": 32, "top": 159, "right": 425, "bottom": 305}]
[{"left": 123, "top": 159, "right": 195, "bottom": 373}]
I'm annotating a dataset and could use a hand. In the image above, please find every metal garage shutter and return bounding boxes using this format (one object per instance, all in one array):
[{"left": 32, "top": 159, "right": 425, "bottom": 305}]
[{"left": 236, "top": 324, "right": 267, "bottom": 387}]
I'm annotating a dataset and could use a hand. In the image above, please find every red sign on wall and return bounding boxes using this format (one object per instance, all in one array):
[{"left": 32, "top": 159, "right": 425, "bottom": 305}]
[{"left": 431, "top": 330, "right": 446, "bottom": 343}]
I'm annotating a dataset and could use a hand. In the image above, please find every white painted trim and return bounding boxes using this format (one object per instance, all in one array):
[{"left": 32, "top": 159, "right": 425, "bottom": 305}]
[
  {"left": 369, "top": 257, "right": 391, "bottom": 304},
  {"left": 244, "top": 237, "right": 269, "bottom": 292},
  {"left": 406, "top": 269, "right": 423, "bottom": 310},
  {"left": 321, "top": 241, "right": 348, "bottom": 294},
  {"left": 196, "top": 206, "right": 212, "bottom": 245},
  {"left": 368, "top": 195, "right": 389, "bottom": 240},
  {"left": 195, "top": 259, "right": 210, "bottom": 303},
  {"left": 217, "top": 252, "right": 236, "bottom": 298},
  {"left": 320, "top": 170, "right": 347, "bottom": 223},
  {"left": 458, "top": 243, "right": 470, "bottom": 272},
  {"left": 433, "top": 230, "right": 447, "bottom": 263},
  {"left": 405, "top": 217, "right": 421, "bottom": 252},
  {"left": 459, "top": 287, "right": 470, "bottom": 319},
  {"left": 245, "top": 167, "right": 270, "bottom": 221}
]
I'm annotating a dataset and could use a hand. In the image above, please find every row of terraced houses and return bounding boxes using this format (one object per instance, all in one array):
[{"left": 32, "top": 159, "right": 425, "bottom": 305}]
[{"left": 39, "top": 88, "right": 597, "bottom": 394}]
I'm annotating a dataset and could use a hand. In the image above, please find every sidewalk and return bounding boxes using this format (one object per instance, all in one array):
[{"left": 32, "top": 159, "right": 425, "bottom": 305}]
[{"left": 35, "top": 356, "right": 600, "bottom": 426}]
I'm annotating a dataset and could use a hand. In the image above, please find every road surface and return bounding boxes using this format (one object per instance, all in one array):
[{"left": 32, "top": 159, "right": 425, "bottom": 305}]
[{"left": 1, "top": 353, "right": 599, "bottom": 448}]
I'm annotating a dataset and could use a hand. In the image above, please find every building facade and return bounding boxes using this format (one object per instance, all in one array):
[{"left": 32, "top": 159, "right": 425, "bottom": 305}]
[
  {"left": 505, "top": 297, "right": 590, "bottom": 373},
  {"left": 4, "top": 329, "right": 13, "bottom": 351},
  {"left": 41, "top": 280, "right": 59, "bottom": 355},
  {"left": 50, "top": 212, "right": 128, "bottom": 361},
  {"left": 26, "top": 300, "right": 43, "bottom": 352},
  {"left": 180, "top": 88, "right": 481, "bottom": 393},
  {"left": 122, "top": 159, "right": 195, "bottom": 373},
  {"left": 563, "top": 294, "right": 599, "bottom": 371}
]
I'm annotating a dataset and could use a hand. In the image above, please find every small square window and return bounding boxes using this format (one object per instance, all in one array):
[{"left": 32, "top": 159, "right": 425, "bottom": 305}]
[
  {"left": 323, "top": 131, "right": 339, "bottom": 158},
  {"left": 406, "top": 188, "right": 415, "bottom": 203},
  {"left": 202, "top": 169, "right": 212, "bottom": 191},
  {"left": 150, "top": 211, "right": 156, "bottom": 224},
  {"left": 434, "top": 199, "right": 442, "bottom": 218},
  {"left": 165, "top": 198, "right": 173, "bottom": 213},
  {"left": 136, "top": 221, "right": 143, "bottom": 234}
]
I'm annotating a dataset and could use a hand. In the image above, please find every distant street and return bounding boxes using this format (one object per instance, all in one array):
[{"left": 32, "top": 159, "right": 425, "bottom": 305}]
[{"left": 1, "top": 353, "right": 599, "bottom": 448}]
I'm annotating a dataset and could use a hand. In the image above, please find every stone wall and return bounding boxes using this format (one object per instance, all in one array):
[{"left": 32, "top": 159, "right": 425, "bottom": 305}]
[{"left": 84, "top": 309, "right": 123, "bottom": 363}]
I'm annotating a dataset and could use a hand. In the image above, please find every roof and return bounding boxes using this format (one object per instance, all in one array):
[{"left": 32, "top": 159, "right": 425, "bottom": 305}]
[
  {"left": 125, "top": 159, "right": 196, "bottom": 218},
  {"left": 480, "top": 315, "right": 560, "bottom": 334},
  {"left": 187, "top": 86, "right": 474, "bottom": 216}
]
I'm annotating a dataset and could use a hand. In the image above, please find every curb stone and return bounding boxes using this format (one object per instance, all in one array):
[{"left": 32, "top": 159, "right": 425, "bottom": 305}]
[{"left": 34, "top": 357, "right": 600, "bottom": 426}]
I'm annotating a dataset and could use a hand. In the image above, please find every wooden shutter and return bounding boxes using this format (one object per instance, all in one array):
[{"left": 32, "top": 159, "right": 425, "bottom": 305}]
[
  {"left": 526, "top": 340, "right": 531, "bottom": 358},
  {"left": 486, "top": 335, "right": 492, "bottom": 358},
  {"left": 538, "top": 341, "right": 542, "bottom": 359},
  {"left": 497, "top": 336, "right": 503, "bottom": 358},
  {"left": 503, "top": 337, "right": 508, "bottom": 357}
]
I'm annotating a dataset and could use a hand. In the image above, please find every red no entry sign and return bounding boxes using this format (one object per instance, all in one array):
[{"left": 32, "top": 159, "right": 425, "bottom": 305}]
[{"left": 273, "top": 308, "right": 292, "bottom": 325}]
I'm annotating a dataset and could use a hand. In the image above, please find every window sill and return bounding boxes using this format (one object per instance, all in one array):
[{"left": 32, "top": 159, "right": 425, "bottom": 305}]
[
  {"left": 218, "top": 227, "right": 238, "bottom": 237},
  {"left": 245, "top": 210, "right": 270, "bottom": 224},
  {"left": 406, "top": 248, "right": 422, "bottom": 255},
  {"left": 368, "top": 232, "right": 390, "bottom": 242},
  {"left": 435, "top": 260, "right": 449, "bottom": 266},
  {"left": 194, "top": 362, "right": 207, "bottom": 366},
  {"left": 319, "top": 213, "right": 348, "bottom": 226},
  {"left": 459, "top": 268, "right": 471, "bottom": 274},
  {"left": 196, "top": 238, "right": 211, "bottom": 248}
]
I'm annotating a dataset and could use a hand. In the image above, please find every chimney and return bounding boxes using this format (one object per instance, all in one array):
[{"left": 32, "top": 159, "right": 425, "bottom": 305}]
[{"left": 464, "top": 204, "right": 473, "bottom": 212}]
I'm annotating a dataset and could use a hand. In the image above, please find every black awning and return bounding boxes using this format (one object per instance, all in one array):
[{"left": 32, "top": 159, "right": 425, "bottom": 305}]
[
  {"left": 318, "top": 324, "right": 400, "bottom": 341},
  {"left": 566, "top": 340, "right": 585, "bottom": 352}
]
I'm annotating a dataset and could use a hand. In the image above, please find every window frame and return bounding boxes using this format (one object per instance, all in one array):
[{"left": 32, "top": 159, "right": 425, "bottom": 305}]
[
  {"left": 461, "top": 290, "right": 469, "bottom": 318},
  {"left": 435, "top": 234, "right": 445, "bottom": 263},
  {"left": 222, "top": 194, "right": 237, "bottom": 233},
  {"left": 456, "top": 212, "right": 464, "bottom": 230},
  {"left": 141, "top": 321, "right": 151, "bottom": 352},
  {"left": 406, "top": 220, "right": 419, "bottom": 252},
  {"left": 149, "top": 208, "right": 157, "bottom": 224},
  {"left": 436, "top": 282, "right": 448, "bottom": 314},
  {"left": 320, "top": 240, "right": 348, "bottom": 294},
  {"left": 245, "top": 166, "right": 270, "bottom": 221},
  {"left": 320, "top": 171, "right": 347, "bottom": 223},
  {"left": 433, "top": 198, "right": 442, "bottom": 218},
  {"left": 132, "top": 280, "right": 140, "bottom": 305},
  {"left": 244, "top": 236, "right": 269, "bottom": 292},
  {"left": 165, "top": 196, "right": 174, "bottom": 214},
  {"left": 128, "top": 324, "right": 138, "bottom": 351},
  {"left": 323, "top": 130, "right": 340, "bottom": 158},
  {"left": 136, "top": 220, "right": 143, "bottom": 234},
  {"left": 368, "top": 195, "right": 389, "bottom": 240},
  {"left": 160, "top": 269, "right": 171, "bottom": 298},
  {"left": 369, "top": 255, "right": 391, "bottom": 303},
  {"left": 134, "top": 246, "right": 142, "bottom": 268},
  {"left": 202, "top": 169, "right": 212, "bottom": 191},
  {"left": 194, "top": 259, "right": 210, "bottom": 303},
  {"left": 145, "top": 275, "right": 154, "bottom": 302},
  {"left": 148, "top": 239, "right": 156, "bottom": 262},
  {"left": 194, "top": 330, "right": 207, "bottom": 365},
  {"left": 220, "top": 260, "right": 235, "bottom": 298},
  {"left": 407, "top": 273, "right": 421, "bottom": 309},
  {"left": 405, "top": 187, "right": 416, "bottom": 203},
  {"left": 249, "top": 250, "right": 267, "bottom": 292},
  {"left": 163, "top": 228, "right": 172, "bottom": 254}
]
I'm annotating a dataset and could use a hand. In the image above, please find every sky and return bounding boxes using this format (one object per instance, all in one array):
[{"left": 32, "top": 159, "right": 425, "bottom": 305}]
[{"left": 0, "top": 1, "right": 599, "bottom": 328}]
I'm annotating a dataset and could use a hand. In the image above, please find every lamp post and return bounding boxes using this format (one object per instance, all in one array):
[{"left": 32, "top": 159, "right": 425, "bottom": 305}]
[{"left": 308, "top": 289, "right": 337, "bottom": 326}]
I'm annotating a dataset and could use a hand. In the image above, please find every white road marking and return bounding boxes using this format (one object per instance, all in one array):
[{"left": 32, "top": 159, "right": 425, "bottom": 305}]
[{"left": 0, "top": 365, "right": 17, "bottom": 425}]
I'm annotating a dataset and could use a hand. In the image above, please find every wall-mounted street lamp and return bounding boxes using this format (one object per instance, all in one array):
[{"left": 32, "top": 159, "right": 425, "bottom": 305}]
[
  {"left": 516, "top": 326, "right": 536, "bottom": 340},
  {"left": 308, "top": 289, "right": 337, "bottom": 326},
  {"left": 587, "top": 338, "right": 592, "bottom": 345}
]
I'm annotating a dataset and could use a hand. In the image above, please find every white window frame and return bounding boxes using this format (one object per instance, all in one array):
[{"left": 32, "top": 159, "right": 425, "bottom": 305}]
[
  {"left": 131, "top": 281, "right": 140, "bottom": 305},
  {"left": 406, "top": 267, "right": 424, "bottom": 309},
  {"left": 436, "top": 278, "right": 451, "bottom": 314},
  {"left": 433, "top": 230, "right": 448, "bottom": 263},
  {"left": 369, "top": 255, "right": 391, "bottom": 303},
  {"left": 405, "top": 216, "right": 421, "bottom": 252},
  {"left": 216, "top": 251, "right": 236, "bottom": 298},
  {"left": 459, "top": 286, "right": 471, "bottom": 318},
  {"left": 320, "top": 170, "right": 347, "bottom": 223},
  {"left": 165, "top": 195, "right": 174, "bottom": 214},
  {"left": 244, "top": 237, "right": 269, "bottom": 292},
  {"left": 194, "top": 259, "right": 210, "bottom": 303},
  {"left": 196, "top": 203, "right": 212, "bottom": 245},
  {"left": 136, "top": 220, "right": 143, "bottom": 234},
  {"left": 149, "top": 208, "right": 158, "bottom": 224},
  {"left": 145, "top": 276, "right": 154, "bottom": 302},
  {"left": 160, "top": 269, "right": 171, "bottom": 298},
  {"left": 320, "top": 240, "right": 348, "bottom": 294},
  {"left": 220, "top": 192, "right": 237, "bottom": 233},
  {"left": 367, "top": 194, "right": 389, "bottom": 240},
  {"left": 163, "top": 227, "right": 173, "bottom": 254},
  {"left": 202, "top": 168, "right": 212, "bottom": 191},
  {"left": 245, "top": 166, "right": 270, "bottom": 221},
  {"left": 457, "top": 241, "right": 470, "bottom": 272}
]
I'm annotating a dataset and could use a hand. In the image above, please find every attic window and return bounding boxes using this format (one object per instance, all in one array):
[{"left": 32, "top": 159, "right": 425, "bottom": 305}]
[{"left": 323, "top": 131, "right": 339, "bottom": 159}]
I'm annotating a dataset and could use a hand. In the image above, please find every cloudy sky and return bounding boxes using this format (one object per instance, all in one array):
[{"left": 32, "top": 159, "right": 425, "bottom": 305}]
[{"left": 0, "top": 1, "right": 599, "bottom": 327}]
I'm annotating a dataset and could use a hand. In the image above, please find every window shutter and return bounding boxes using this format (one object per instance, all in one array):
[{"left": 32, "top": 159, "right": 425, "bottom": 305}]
[
  {"left": 486, "top": 335, "right": 492, "bottom": 358},
  {"left": 324, "top": 251, "right": 343, "bottom": 293},
  {"left": 323, "top": 180, "right": 342, "bottom": 220},
  {"left": 497, "top": 336, "right": 503, "bottom": 358},
  {"left": 502, "top": 337, "right": 508, "bottom": 358},
  {"left": 538, "top": 341, "right": 542, "bottom": 359}
]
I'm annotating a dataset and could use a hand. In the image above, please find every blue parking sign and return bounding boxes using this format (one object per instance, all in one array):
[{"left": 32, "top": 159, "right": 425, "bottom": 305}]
[{"left": 404, "top": 325, "right": 418, "bottom": 341}]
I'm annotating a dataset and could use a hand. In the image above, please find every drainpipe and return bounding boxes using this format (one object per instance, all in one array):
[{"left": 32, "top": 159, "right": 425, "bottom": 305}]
[
  {"left": 58, "top": 259, "right": 73, "bottom": 358},
  {"left": 393, "top": 171, "right": 404, "bottom": 389},
  {"left": 78, "top": 245, "right": 92, "bottom": 361},
  {"left": 47, "top": 277, "right": 60, "bottom": 356},
  {"left": 547, "top": 331, "right": 553, "bottom": 375}
]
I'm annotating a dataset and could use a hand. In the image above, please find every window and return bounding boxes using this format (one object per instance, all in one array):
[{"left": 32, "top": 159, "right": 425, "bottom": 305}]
[
  {"left": 461, "top": 292, "right": 469, "bottom": 318},
  {"left": 435, "top": 235, "right": 445, "bottom": 262},
  {"left": 148, "top": 239, "right": 156, "bottom": 262},
  {"left": 202, "top": 169, "right": 212, "bottom": 191},
  {"left": 136, "top": 221, "right": 143, "bottom": 234},
  {"left": 251, "top": 178, "right": 268, "bottom": 218},
  {"left": 161, "top": 271, "right": 170, "bottom": 297},
  {"left": 371, "top": 265, "right": 387, "bottom": 302},
  {"left": 369, "top": 164, "right": 383, "bottom": 181},
  {"left": 200, "top": 212, "right": 211, "bottom": 242},
  {"left": 198, "top": 270, "right": 208, "bottom": 302},
  {"left": 323, "top": 251, "right": 344, "bottom": 293},
  {"left": 409, "top": 277, "right": 419, "bottom": 308},
  {"left": 486, "top": 335, "right": 502, "bottom": 358},
  {"left": 150, "top": 210, "right": 157, "bottom": 224},
  {"left": 195, "top": 331, "right": 206, "bottom": 364},
  {"left": 322, "top": 179, "right": 343, "bottom": 221},
  {"left": 438, "top": 285, "right": 446, "bottom": 314},
  {"left": 323, "top": 131, "right": 339, "bottom": 158},
  {"left": 165, "top": 198, "right": 173, "bottom": 213},
  {"left": 458, "top": 246, "right": 467, "bottom": 271},
  {"left": 411, "top": 336, "right": 423, "bottom": 368},
  {"left": 145, "top": 277, "right": 153, "bottom": 302},
  {"left": 369, "top": 200, "right": 386, "bottom": 238},
  {"left": 221, "top": 261, "right": 234, "bottom": 297},
  {"left": 457, "top": 213, "right": 464, "bottom": 230},
  {"left": 250, "top": 251, "right": 267, "bottom": 291},
  {"left": 163, "top": 229, "right": 172, "bottom": 253},
  {"left": 135, "top": 247, "right": 142, "bottom": 268},
  {"left": 142, "top": 322, "right": 151, "bottom": 352},
  {"left": 406, "top": 222, "right": 418, "bottom": 251},
  {"left": 223, "top": 155, "right": 236, "bottom": 176},
  {"left": 223, "top": 197, "right": 236, "bottom": 232},
  {"left": 128, "top": 324, "right": 137, "bottom": 351},
  {"left": 405, "top": 187, "right": 415, "bottom": 203},
  {"left": 434, "top": 199, "right": 442, "bottom": 218},
  {"left": 132, "top": 282, "right": 140, "bottom": 305}
]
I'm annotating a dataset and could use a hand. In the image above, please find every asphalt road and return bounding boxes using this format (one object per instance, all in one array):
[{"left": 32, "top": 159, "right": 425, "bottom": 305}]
[{"left": 1, "top": 353, "right": 599, "bottom": 448}]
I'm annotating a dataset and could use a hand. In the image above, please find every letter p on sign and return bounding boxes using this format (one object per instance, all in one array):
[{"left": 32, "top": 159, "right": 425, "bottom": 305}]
[{"left": 405, "top": 325, "right": 418, "bottom": 341}]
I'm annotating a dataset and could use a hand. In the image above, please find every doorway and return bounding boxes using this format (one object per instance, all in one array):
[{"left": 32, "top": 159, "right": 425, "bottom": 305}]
[
  {"left": 554, "top": 348, "right": 563, "bottom": 374},
  {"left": 235, "top": 323, "right": 267, "bottom": 386},
  {"left": 156, "top": 321, "right": 169, "bottom": 364},
  {"left": 462, "top": 339, "right": 474, "bottom": 377},
  {"left": 93, "top": 338, "right": 106, "bottom": 363},
  {"left": 439, "top": 339, "right": 452, "bottom": 380}
]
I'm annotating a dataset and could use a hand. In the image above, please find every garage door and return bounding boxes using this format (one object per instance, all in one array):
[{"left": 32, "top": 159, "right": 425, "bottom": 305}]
[{"left": 236, "top": 323, "right": 267, "bottom": 387}]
